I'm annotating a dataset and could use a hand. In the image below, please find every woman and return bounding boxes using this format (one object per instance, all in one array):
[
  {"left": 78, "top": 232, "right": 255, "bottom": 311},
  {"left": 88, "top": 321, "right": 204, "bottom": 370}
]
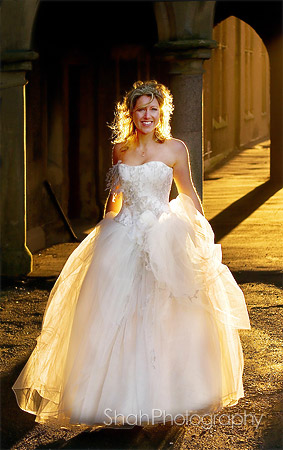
[{"left": 12, "top": 80, "right": 250, "bottom": 431}]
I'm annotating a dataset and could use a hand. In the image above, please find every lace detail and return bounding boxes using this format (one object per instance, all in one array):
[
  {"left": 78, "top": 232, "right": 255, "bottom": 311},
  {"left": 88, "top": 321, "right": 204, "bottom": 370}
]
[
  {"left": 112, "top": 161, "right": 173, "bottom": 227},
  {"left": 105, "top": 160, "right": 123, "bottom": 194}
]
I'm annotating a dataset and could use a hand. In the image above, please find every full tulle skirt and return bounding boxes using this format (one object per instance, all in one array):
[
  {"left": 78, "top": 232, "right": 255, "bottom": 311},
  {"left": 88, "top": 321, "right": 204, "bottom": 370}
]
[{"left": 12, "top": 193, "right": 250, "bottom": 430}]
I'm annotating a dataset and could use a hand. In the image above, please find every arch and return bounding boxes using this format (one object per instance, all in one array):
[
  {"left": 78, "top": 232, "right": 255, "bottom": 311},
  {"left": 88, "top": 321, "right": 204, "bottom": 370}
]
[
  {"left": 1, "top": 0, "right": 220, "bottom": 274},
  {"left": 214, "top": 1, "right": 283, "bottom": 184},
  {"left": 203, "top": 15, "right": 270, "bottom": 173},
  {"left": 214, "top": 1, "right": 282, "bottom": 45}
]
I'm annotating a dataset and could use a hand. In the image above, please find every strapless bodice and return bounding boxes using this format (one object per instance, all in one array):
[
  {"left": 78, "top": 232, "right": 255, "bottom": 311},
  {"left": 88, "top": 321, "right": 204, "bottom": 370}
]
[{"left": 106, "top": 160, "right": 173, "bottom": 227}]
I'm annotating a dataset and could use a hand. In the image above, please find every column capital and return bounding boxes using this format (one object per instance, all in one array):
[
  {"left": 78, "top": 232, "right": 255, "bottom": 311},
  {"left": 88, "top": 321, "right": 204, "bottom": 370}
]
[
  {"left": 1, "top": 49, "right": 39, "bottom": 70},
  {"left": 155, "top": 38, "right": 218, "bottom": 52},
  {"left": 155, "top": 38, "right": 217, "bottom": 75},
  {"left": 0, "top": 50, "right": 39, "bottom": 89}
]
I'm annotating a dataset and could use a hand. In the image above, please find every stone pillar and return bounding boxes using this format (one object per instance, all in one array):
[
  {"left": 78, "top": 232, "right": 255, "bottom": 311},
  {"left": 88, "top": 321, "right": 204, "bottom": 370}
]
[
  {"left": 156, "top": 40, "right": 217, "bottom": 200},
  {"left": 1, "top": 51, "right": 38, "bottom": 276},
  {"left": 268, "top": 35, "right": 283, "bottom": 186}
]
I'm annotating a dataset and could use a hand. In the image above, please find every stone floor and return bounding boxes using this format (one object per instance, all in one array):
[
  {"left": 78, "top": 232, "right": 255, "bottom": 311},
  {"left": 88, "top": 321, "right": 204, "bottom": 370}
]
[{"left": 1, "top": 141, "right": 282, "bottom": 450}]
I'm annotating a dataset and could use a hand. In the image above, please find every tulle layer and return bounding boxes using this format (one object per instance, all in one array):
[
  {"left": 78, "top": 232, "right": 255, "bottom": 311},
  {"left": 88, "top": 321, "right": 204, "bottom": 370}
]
[{"left": 12, "top": 193, "right": 250, "bottom": 430}]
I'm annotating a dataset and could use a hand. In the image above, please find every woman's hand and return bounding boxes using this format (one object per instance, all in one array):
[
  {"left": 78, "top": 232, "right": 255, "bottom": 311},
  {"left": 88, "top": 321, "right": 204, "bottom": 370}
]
[{"left": 172, "top": 139, "right": 204, "bottom": 216}]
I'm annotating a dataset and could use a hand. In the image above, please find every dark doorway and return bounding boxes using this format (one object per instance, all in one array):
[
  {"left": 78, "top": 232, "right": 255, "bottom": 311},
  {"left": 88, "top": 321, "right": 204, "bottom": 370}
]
[
  {"left": 29, "top": 1, "right": 158, "bottom": 245},
  {"left": 68, "top": 65, "right": 81, "bottom": 219}
]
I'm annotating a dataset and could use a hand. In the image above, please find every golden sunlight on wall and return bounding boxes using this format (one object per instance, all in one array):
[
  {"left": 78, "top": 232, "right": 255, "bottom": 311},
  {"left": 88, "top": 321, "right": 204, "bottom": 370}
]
[{"left": 203, "top": 16, "right": 270, "bottom": 173}]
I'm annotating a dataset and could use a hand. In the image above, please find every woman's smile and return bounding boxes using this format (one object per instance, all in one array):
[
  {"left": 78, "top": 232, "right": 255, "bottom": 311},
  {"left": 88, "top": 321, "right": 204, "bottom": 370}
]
[{"left": 132, "top": 95, "right": 160, "bottom": 134}]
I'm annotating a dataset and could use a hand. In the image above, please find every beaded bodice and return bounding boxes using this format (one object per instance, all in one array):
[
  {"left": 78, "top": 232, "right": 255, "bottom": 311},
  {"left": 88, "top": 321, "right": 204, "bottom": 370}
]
[{"left": 106, "top": 160, "right": 173, "bottom": 227}]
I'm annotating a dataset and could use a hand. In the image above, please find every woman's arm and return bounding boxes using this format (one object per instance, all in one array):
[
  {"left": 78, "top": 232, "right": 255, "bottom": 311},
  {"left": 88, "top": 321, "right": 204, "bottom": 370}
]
[
  {"left": 172, "top": 139, "right": 204, "bottom": 216},
  {"left": 104, "top": 144, "right": 123, "bottom": 217},
  {"left": 104, "top": 191, "right": 122, "bottom": 216}
]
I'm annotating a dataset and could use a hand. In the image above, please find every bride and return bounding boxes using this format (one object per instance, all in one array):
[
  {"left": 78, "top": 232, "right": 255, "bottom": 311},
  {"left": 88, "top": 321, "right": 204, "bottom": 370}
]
[
  {"left": 105, "top": 80, "right": 203, "bottom": 217},
  {"left": 12, "top": 80, "right": 250, "bottom": 431}
]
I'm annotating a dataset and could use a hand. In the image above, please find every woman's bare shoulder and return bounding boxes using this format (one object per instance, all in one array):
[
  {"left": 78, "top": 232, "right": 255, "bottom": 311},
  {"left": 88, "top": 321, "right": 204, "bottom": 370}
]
[
  {"left": 166, "top": 138, "right": 189, "bottom": 162},
  {"left": 112, "top": 142, "right": 127, "bottom": 163},
  {"left": 166, "top": 137, "right": 187, "bottom": 150}
]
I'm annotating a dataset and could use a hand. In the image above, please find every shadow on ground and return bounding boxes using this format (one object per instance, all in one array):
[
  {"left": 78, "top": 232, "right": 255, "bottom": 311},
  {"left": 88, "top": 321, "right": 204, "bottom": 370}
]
[
  {"left": 233, "top": 270, "right": 283, "bottom": 288},
  {"left": 209, "top": 180, "right": 282, "bottom": 242}
]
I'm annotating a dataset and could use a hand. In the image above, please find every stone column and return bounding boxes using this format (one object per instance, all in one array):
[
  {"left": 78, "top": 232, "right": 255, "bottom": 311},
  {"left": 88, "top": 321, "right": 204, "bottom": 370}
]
[
  {"left": 1, "top": 51, "right": 38, "bottom": 276},
  {"left": 268, "top": 35, "right": 283, "bottom": 186},
  {"left": 156, "top": 40, "right": 217, "bottom": 200}
]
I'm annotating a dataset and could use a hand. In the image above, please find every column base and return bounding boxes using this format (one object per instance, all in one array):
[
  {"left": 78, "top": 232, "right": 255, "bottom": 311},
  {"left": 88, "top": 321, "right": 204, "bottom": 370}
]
[{"left": 1, "top": 246, "right": 33, "bottom": 277}]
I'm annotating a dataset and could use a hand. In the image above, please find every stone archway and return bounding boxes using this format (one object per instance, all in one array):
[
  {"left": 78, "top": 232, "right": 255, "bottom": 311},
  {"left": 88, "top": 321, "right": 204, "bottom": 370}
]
[
  {"left": 203, "top": 15, "right": 270, "bottom": 173},
  {"left": 1, "top": 0, "right": 218, "bottom": 276},
  {"left": 214, "top": 1, "right": 283, "bottom": 185}
]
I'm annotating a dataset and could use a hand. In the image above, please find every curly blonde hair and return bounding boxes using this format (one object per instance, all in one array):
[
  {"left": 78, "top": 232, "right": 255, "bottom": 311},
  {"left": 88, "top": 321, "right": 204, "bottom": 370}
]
[{"left": 109, "top": 80, "right": 174, "bottom": 146}]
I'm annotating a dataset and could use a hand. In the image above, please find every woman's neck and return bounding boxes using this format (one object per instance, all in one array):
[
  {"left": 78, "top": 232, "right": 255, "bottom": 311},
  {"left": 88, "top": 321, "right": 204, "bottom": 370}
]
[{"left": 135, "top": 130, "right": 155, "bottom": 149}]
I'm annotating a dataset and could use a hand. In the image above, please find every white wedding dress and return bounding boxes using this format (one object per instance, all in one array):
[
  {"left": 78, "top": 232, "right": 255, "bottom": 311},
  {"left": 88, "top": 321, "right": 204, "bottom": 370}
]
[{"left": 12, "top": 160, "right": 251, "bottom": 430}]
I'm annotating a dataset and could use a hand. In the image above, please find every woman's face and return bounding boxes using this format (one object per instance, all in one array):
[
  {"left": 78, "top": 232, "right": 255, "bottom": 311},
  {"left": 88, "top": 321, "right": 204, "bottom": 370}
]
[{"left": 132, "top": 95, "right": 160, "bottom": 135}]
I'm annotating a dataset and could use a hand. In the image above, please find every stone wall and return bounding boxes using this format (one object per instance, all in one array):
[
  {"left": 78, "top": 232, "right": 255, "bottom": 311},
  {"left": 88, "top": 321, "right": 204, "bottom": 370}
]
[{"left": 203, "top": 16, "right": 270, "bottom": 173}]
